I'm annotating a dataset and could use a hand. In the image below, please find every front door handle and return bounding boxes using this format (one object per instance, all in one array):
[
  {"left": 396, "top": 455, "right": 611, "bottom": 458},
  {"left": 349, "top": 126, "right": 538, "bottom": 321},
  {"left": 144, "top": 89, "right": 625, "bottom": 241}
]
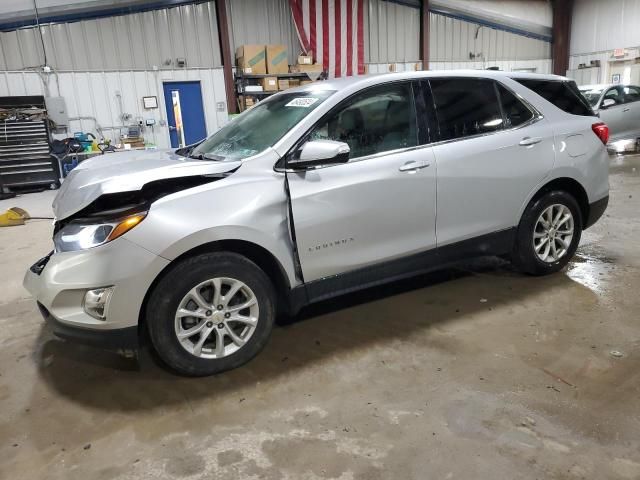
[
  {"left": 623, "top": 108, "right": 631, "bottom": 112},
  {"left": 399, "top": 161, "right": 430, "bottom": 172},
  {"left": 519, "top": 136, "right": 542, "bottom": 147}
]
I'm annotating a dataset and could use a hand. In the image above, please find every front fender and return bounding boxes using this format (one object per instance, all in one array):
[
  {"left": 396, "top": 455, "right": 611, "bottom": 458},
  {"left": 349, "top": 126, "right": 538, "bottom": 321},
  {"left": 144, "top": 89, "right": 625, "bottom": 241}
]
[{"left": 122, "top": 166, "right": 299, "bottom": 288}]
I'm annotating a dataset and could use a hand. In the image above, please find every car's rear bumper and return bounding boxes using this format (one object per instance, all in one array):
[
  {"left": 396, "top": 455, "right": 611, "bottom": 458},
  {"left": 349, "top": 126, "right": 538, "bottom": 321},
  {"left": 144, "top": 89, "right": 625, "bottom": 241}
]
[{"left": 585, "top": 195, "right": 609, "bottom": 229}]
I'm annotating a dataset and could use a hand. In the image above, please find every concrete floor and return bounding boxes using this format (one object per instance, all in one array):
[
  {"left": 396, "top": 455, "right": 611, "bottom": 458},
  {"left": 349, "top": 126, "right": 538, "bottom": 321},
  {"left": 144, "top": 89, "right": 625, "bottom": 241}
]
[{"left": 1, "top": 155, "right": 639, "bottom": 480}]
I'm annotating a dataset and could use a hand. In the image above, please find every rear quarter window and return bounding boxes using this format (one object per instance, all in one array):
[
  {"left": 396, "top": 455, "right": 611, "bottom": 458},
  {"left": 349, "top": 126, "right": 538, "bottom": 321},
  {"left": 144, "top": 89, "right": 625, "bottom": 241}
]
[{"left": 515, "top": 79, "right": 595, "bottom": 117}]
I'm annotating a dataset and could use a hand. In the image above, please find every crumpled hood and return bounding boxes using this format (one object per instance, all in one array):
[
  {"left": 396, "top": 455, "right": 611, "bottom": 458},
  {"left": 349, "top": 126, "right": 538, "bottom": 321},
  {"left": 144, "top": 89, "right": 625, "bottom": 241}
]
[{"left": 52, "top": 149, "right": 240, "bottom": 220}]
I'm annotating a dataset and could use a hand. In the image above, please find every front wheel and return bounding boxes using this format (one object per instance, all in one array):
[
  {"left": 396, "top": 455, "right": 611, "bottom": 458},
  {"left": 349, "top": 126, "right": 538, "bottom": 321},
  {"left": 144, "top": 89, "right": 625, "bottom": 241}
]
[
  {"left": 511, "top": 190, "right": 582, "bottom": 276},
  {"left": 147, "top": 252, "right": 276, "bottom": 376}
]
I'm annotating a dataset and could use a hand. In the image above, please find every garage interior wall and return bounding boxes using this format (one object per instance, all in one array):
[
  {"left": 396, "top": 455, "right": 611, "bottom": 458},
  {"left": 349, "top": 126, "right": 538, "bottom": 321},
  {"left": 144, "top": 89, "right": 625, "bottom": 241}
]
[
  {"left": 0, "top": 2, "right": 227, "bottom": 149},
  {"left": 226, "top": 0, "right": 299, "bottom": 65},
  {"left": 365, "top": 0, "right": 551, "bottom": 74},
  {"left": 0, "top": 0, "right": 552, "bottom": 148},
  {"left": 568, "top": 0, "right": 640, "bottom": 85}
]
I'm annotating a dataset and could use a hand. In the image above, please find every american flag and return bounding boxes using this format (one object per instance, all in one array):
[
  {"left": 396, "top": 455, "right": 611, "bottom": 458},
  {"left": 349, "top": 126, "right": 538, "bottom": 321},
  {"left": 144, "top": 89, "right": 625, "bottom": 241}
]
[{"left": 289, "top": 0, "right": 365, "bottom": 78}]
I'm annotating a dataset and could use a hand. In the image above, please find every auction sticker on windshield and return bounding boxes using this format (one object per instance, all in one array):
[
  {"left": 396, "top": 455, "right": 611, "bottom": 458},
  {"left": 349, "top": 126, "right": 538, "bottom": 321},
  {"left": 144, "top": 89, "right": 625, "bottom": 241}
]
[{"left": 286, "top": 97, "right": 319, "bottom": 108}]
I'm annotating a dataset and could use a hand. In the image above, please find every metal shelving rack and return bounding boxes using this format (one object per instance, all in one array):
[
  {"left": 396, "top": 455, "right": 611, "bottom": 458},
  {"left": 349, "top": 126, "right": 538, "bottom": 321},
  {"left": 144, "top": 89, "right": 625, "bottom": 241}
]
[
  {"left": 0, "top": 96, "right": 58, "bottom": 191},
  {"left": 234, "top": 72, "right": 323, "bottom": 111}
]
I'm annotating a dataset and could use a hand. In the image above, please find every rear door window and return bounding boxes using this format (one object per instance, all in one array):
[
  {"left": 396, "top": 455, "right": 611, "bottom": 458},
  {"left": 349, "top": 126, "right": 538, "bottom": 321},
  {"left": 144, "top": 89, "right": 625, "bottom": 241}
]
[
  {"left": 623, "top": 86, "right": 640, "bottom": 103},
  {"left": 515, "top": 79, "right": 594, "bottom": 116},
  {"left": 497, "top": 85, "right": 535, "bottom": 128},
  {"left": 429, "top": 78, "right": 503, "bottom": 141}
]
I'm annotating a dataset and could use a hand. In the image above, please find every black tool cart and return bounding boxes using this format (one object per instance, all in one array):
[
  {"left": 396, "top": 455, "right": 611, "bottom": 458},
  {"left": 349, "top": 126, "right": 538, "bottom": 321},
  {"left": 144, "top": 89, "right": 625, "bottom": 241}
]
[{"left": 0, "top": 95, "right": 59, "bottom": 192}]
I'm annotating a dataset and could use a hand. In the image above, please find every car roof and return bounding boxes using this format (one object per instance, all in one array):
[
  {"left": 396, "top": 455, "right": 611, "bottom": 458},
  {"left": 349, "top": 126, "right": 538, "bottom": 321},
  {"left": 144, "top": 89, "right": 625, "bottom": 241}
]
[{"left": 298, "top": 69, "right": 572, "bottom": 93}]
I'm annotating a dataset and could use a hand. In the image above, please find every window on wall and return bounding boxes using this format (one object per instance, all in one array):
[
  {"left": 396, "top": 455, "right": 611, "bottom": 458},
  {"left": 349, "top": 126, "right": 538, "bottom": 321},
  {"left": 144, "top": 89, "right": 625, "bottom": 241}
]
[
  {"left": 497, "top": 85, "right": 535, "bottom": 128},
  {"left": 309, "top": 82, "right": 417, "bottom": 159},
  {"left": 430, "top": 78, "right": 503, "bottom": 141}
]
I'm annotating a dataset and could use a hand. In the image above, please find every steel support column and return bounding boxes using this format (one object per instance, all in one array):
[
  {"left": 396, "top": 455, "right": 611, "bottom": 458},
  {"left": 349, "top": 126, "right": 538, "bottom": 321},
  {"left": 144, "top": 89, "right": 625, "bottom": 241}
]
[
  {"left": 420, "top": 0, "right": 430, "bottom": 70},
  {"left": 551, "top": 0, "right": 573, "bottom": 76},
  {"left": 216, "top": 0, "right": 237, "bottom": 114}
]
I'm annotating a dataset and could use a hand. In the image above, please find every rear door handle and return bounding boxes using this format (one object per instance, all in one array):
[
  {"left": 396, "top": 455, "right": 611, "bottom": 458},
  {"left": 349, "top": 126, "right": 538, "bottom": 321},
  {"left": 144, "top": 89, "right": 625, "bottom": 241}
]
[
  {"left": 623, "top": 108, "right": 631, "bottom": 112},
  {"left": 519, "top": 137, "right": 542, "bottom": 147},
  {"left": 399, "top": 160, "right": 430, "bottom": 172}
]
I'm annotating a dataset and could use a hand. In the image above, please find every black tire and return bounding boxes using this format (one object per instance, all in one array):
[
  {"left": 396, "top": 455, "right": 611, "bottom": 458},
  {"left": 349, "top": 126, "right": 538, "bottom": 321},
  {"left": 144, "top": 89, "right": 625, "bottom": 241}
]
[
  {"left": 511, "top": 190, "right": 582, "bottom": 276},
  {"left": 147, "top": 252, "right": 276, "bottom": 376}
]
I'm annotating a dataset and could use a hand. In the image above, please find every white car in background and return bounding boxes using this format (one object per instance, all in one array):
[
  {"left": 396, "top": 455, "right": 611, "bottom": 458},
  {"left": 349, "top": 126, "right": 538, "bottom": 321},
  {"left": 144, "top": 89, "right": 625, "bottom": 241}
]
[{"left": 579, "top": 84, "right": 640, "bottom": 151}]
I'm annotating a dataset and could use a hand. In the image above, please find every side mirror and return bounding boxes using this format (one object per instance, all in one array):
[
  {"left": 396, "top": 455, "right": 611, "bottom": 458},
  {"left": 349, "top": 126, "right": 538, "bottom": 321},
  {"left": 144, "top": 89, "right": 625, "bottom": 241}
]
[
  {"left": 601, "top": 98, "right": 616, "bottom": 109},
  {"left": 287, "top": 140, "right": 350, "bottom": 170}
]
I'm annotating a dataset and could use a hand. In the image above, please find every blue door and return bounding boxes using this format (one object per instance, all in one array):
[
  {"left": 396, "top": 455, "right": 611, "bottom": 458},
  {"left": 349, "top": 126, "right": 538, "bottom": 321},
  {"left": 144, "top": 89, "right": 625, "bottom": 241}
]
[{"left": 163, "top": 81, "right": 208, "bottom": 148}]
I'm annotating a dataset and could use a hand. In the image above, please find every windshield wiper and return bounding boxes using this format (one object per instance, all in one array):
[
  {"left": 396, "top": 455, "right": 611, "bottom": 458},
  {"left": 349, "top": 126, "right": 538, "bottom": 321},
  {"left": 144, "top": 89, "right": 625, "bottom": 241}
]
[{"left": 188, "top": 151, "right": 226, "bottom": 161}]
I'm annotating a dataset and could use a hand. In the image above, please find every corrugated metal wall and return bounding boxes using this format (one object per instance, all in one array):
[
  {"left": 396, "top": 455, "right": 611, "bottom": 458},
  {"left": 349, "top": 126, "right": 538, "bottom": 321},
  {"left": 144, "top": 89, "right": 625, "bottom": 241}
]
[
  {"left": 0, "top": 0, "right": 553, "bottom": 70},
  {"left": 0, "top": 2, "right": 222, "bottom": 71},
  {"left": 571, "top": 0, "right": 640, "bottom": 56},
  {"left": 429, "top": 12, "right": 551, "bottom": 62},
  {"left": 366, "top": 0, "right": 421, "bottom": 63},
  {"left": 0, "top": 0, "right": 554, "bottom": 149},
  {"left": 226, "top": 0, "right": 299, "bottom": 63},
  {"left": 0, "top": 68, "right": 227, "bottom": 149},
  {"left": 365, "top": 0, "right": 550, "bottom": 65}
]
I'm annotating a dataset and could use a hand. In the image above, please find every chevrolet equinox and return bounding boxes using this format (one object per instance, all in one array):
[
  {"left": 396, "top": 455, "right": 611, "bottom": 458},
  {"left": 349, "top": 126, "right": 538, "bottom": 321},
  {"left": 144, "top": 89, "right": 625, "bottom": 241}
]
[{"left": 25, "top": 71, "right": 610, "bottom": 376}]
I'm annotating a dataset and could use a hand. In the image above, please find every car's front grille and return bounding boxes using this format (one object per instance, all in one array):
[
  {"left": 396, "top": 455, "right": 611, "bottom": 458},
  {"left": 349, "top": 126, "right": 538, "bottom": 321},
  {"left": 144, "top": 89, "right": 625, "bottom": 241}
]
[{"left": 30, "top": 251, "right": 53, "bottom": 275}]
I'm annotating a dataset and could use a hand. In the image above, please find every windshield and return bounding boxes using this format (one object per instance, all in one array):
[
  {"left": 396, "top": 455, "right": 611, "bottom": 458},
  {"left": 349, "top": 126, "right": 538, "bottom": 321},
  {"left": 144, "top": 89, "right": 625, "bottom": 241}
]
[
  {"left": 579, "top": 88, "right": 604, "bottom": 107},
  {"left": 192, "top": 90, "right": 334, "bottom": 161}
]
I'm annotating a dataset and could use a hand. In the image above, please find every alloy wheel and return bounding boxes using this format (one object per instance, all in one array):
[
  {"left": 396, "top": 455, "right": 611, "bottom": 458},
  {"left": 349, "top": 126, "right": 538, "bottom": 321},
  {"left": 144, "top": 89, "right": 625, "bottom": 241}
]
[
  {"left": 533, "top": 204, "right": 574, "bottom": 263},
  {"left": 174, "top": 277, "right": 259, "bottom": 359}
]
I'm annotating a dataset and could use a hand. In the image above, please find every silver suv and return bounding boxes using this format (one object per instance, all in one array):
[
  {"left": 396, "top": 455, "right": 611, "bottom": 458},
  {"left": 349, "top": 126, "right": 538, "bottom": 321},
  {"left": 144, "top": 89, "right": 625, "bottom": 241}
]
[
  {"left": 24, "top": 71, "right": 610, "bottom": 376},
  {"left": 579, "top": 84, "right": 640, "bottom": 150}
]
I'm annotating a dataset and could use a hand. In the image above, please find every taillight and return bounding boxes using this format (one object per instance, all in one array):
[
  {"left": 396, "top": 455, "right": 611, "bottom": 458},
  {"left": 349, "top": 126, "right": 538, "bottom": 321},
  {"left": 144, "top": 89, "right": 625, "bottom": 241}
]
[{"left": 592, "top": 122, "right": 609, "bottom": 145}]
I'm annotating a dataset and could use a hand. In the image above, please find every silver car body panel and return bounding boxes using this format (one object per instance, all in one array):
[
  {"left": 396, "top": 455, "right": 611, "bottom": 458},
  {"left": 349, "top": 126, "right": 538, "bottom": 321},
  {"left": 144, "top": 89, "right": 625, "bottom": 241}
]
[
  {"left": 52, "top": 148, "right": 241, "bottom": 220},
  {"left": 24, "top": 70, "right": 609, "bottom": 333},
  {"left": 579, "top": 83, "right": 640, "bottom": 144}
]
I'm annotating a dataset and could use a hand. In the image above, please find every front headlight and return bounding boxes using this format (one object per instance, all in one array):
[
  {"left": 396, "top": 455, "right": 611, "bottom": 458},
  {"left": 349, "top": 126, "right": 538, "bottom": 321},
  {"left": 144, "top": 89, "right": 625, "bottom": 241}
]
[{"left": 53, "top": 213, "right": 146, "bottom": 252}]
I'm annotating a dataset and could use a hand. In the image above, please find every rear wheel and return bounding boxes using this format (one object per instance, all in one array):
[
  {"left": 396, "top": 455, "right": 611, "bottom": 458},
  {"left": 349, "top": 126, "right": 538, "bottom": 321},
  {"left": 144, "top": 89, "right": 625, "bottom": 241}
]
[
  {"left": 511, "top": 190, "right": 582, "bottom": 275},
  {"left": 147, "top": 252, "right": 276, "bottom": 376}
]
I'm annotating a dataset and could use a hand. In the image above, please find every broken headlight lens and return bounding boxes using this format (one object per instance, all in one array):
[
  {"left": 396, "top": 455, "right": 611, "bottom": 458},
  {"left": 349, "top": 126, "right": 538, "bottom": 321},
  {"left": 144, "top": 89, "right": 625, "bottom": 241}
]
[{"left": 53, "top": 213, "right": 146, "bottom": 252}]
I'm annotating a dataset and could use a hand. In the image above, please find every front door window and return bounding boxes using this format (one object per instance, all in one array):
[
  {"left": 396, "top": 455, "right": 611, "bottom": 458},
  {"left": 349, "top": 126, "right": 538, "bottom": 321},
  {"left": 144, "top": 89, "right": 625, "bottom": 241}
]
[{"left": 308, "top": 83, "right": 418, "bottom": 160}]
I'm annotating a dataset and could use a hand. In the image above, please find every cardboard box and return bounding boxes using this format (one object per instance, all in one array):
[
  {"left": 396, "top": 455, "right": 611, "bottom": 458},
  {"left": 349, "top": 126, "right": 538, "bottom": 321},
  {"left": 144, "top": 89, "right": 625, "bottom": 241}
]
[
  {"left": 278, "top": 79, "right": 290, "bottom": 90},
  {"left": 297, "top": 54, "right": 313, "bottom": 65},
  {"left": 236, "top": 45, "right": 266, "bottom": 74},
  {"left": 261, "top": 77, "right": 279, "bottom": 92},
  {"left": 289, "top": 79, "right": 301, "bottom": 87},
  {"left": 266, "top": 44, "right": 289, "bottom": 74},
  {"left": 239, "top": 95, "right": 256, "bottom": 112},
  {"left": 289, "top": 63, "right": 324, "bottom": 73}
]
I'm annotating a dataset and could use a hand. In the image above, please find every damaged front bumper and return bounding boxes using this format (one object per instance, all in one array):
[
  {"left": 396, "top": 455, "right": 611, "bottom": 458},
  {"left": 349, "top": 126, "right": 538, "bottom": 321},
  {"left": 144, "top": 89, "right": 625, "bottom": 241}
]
[{"left": 24, "top": 237, "right": 170, "bottom": 349}]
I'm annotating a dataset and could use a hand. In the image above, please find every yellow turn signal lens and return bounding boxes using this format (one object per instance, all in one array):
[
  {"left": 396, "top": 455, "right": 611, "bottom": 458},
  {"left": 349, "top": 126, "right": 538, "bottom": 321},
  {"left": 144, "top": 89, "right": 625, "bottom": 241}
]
[{"left": 107, "top": 213, "right": 147, "bottom": 241}]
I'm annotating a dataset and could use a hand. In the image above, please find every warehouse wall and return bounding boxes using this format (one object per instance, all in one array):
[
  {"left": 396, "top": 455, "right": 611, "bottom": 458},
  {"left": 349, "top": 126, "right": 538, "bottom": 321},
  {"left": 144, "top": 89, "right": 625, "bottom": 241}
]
[
  {"left": 571, "top": 0, "right": 640, "bottom": 56},
  {"left": 0, "top": 2, "right": 227, "bottom": 149},
  {"left": 226, "top": 0, "right": 299, "bottom": 64},
  {"left": 366, "top": 0, "right": 551, "bottom": 73},
  {"left": 366, "top": 0, "right": 421, "bottom": 63},
  {"left": 0, "top": 0, "right": 554, "bottom": 149},
  {"left": 0, "top": 2, "right": 222, "bottom": 70},
  {"left": 567, "top": 0, "right": 640, "bottom": 85},
  {"left": 0, "top": 68, "right": 228, "bottom": 149}
]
